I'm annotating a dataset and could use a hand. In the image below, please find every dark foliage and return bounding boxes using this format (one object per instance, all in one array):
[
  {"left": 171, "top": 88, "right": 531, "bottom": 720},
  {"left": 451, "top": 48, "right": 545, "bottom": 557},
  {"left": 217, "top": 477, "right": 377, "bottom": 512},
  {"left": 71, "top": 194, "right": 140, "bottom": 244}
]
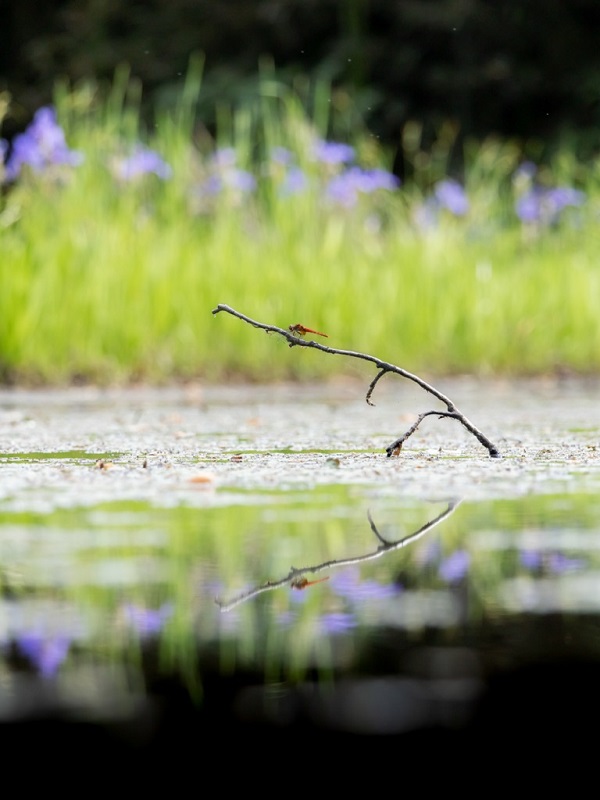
[{"left": 2, "top": 0, "right": 600, "bottom": 151}]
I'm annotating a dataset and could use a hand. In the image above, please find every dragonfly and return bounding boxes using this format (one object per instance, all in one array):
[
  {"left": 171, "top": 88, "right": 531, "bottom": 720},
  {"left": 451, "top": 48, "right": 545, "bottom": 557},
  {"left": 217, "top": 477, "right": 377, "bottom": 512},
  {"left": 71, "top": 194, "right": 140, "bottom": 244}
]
[
  {"left": 290, "top": 576, "right": 330, "bottom": 590},
  {"left": 288, "top": 323, "right": 329, "bottom": 339}
]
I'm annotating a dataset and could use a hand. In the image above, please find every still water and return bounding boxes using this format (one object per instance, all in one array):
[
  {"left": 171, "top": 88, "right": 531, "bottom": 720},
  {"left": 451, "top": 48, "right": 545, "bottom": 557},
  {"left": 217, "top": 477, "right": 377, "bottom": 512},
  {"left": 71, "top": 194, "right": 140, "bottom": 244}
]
[
  {"left": 0, "top": 384, "right": 599, "bottom": 768},
  {"left": 2, "top": 491, "right": 600, "bottom": 731}
]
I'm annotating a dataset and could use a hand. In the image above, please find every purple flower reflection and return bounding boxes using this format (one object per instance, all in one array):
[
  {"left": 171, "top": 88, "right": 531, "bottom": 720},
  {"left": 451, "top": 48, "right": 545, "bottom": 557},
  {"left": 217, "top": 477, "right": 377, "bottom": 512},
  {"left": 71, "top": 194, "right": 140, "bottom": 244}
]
[
  {"left": 114, "top": 146, "right": 172, "bottom": 180},
  {"left": 520, "top": 550, "right": 585, "bottom": 574},
  {"left": 358, "top": 579, "right": 400, "bottom": 600},
  {"left": 548, "top": 553, "right": 584, "bottom": 573},
  {"left": 123, "top": 603, "right": 173, "bottom": 637},
  {"left": 548, "top": 553, "right": 585, "bottom": 573},
  {"left": 17, "top": 633, "right": 70, "bottom": 678},
  {"left": 277, "top": 610, "right": 297, "bottom": 627},
  {"left": 319, "top": 611, "right": 356, "bottom": 634},
  {"left": 330, "top": 567, "right": 398, "bottom": 600},
  {"left": 434, "top": 179, "right": 469, "bottom": 215},
  {"left": 416, "top": 538, "right": 442, "bottom": 565},
  {"left": 330, "top": 567, "right": 360, "bottom": 596},
  {"left": 439, "top": 550, "right": 470, "bottom": 582},
  {"left": 290, "top": 588, "right": 309, "bottom": 605},
  {"left": 520, "top": 549, "right": 542, "bottom": 570},
  {"left": 4, "top": 106, "right": 82, "bottom": 181},
  {"left": 312, "top": 140, "right": 355, "bottom": 165}
]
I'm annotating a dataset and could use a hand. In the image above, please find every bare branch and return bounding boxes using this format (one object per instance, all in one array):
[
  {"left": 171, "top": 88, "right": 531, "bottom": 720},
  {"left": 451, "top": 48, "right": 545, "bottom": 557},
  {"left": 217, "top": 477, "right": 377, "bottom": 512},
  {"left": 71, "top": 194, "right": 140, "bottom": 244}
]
[
  {"left": 212, "top": 303, "right": 501, "bottom": 458},
  {"left": 366, "top": 368, "right": 388, "bottom": 406}
]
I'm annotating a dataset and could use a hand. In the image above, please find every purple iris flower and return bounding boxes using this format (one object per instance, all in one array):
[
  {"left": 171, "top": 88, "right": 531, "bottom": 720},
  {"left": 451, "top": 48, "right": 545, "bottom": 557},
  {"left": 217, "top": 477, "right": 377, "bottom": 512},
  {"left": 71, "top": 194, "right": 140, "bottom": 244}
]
[
  {"left": 114, "top": 145, "right": 172, "bottom": 180},
  {"left": 17, "top": 632, "right": 71, "bottom": 678},
  {"left": 327, "top": 172, "right": 360, "bottom": 206},
  {"left": 515, "top": 185, "right": 585, "bottom": 224},
  {"left": 312, "top": 140, "right": 355, "bottom": 165},
  {"left": 516, "top": 188, "right": 545, "bottom": 223},
  {"left": 270, "top": 146, "right": 294, "bottom": 165},
  {"left": 211, "top": 147, "right": 237, "bottom": 168},
  {"left": 413, "top": 181, "right": 468, "bottom": 228},
  {"left": 434, "top": 179, "right": 470, "bottom": 215},
  {"left": 413, "top": 199, "right": 440, "bottom": 231},
  {"left": 225, "top": 169, "right": 256, "bottom": 192},
  {"left": 326, "top": 166, "right": 400, "bottom": 206},
  {"left": 279, "top": 166, "right": 308, "bottom": 196},
  {"left": 545, "top": 187, "right": 585, "bottom": 213},
  {"left": 201, "top": 170, "right": 256, "bottom": 195},
  {"left": 198, "top": 148, "right": 256, "bottom": 196},
  {"left": 123, "top": 602, "right": 173, "bottom": 637},
  {"left": 3, "top": 106, "right": 82, "bottom": 181},
  {"left": 438, "top": 550, "right": 470, "bottom": 582},
  {"left": 202, "top": 174, "right": 224, "bottom": 196},
  {"left": 351, "top": 167, "right": 400, "bottom": 192}
]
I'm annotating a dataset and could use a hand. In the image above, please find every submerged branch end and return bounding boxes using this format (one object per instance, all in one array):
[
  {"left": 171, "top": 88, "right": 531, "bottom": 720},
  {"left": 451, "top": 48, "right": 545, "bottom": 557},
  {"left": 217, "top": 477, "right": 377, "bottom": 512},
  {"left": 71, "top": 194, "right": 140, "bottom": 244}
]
[{"left": 386, "top": 410, "right": 501, "bottom": 458}]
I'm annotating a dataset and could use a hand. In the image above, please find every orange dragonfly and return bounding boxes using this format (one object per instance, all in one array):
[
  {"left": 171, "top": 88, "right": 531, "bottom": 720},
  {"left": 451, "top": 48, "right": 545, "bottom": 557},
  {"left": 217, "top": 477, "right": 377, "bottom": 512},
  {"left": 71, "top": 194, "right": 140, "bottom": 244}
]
[
  {"left": 290, "top": 576, "right": 330, "bottom": 590},
  {"left": 289, "top": 323, "right": 328, "bottom": 338}
]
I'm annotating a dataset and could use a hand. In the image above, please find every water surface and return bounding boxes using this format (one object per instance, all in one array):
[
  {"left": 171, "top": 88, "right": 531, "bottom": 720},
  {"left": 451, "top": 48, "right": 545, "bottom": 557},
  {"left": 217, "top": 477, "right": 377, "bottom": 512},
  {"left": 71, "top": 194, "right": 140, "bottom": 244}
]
[{"left": 1, "top": 382, "right": 599, "bottom": 762}]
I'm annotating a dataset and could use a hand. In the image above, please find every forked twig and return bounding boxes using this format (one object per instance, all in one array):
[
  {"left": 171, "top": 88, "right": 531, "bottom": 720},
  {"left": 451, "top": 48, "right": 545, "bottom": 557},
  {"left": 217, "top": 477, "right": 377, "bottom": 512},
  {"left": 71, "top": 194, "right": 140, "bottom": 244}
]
[{"left": 212, "top": 303, "right": 501, "bottom": 458}]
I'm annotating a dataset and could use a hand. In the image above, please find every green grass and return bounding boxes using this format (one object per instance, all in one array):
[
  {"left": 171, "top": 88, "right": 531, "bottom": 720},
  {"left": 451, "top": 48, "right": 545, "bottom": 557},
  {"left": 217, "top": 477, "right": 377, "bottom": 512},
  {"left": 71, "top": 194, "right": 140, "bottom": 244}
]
[{"left": 1, "top": 68, "right": 599, "bottom": 384}]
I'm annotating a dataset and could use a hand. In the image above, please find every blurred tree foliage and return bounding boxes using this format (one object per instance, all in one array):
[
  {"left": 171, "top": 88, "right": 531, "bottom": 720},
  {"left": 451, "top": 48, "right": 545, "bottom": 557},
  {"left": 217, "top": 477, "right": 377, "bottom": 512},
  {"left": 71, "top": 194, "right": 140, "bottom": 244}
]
[{"left": 2, "top": 0, "right": 600, "bottom": 154}]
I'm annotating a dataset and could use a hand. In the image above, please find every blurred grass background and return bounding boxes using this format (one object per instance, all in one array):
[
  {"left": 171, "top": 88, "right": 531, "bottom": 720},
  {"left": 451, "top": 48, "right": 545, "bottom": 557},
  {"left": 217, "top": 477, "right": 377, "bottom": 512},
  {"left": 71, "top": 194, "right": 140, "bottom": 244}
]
[{"left": 1, "top": 65, "right": 599, "bottom": 385}]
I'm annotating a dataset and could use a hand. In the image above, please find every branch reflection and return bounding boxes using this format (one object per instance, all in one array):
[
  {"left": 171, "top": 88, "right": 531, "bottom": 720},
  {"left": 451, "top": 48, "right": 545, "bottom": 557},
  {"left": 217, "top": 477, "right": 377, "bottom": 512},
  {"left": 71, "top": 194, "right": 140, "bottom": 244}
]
[{"left": 215, "top": 498, "right": 462, "bottom": 611}]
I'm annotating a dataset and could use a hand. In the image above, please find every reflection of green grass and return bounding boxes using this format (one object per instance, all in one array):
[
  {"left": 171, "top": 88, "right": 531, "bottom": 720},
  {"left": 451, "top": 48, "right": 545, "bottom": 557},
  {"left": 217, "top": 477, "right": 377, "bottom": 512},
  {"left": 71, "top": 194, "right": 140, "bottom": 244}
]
[
  {"left": 1, "top": 68, "right": 599, "bottom": 383},
  {"left": 1, "top": 490, "right": 600, "bottom": 691}
]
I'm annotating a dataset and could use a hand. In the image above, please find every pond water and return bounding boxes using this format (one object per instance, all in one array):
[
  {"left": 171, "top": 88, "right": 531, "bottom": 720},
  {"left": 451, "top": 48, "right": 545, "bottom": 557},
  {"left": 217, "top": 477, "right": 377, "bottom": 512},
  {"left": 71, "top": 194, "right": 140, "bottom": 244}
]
[{"left": 0, "top": 382, "right": 599, "bottom": 770}]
